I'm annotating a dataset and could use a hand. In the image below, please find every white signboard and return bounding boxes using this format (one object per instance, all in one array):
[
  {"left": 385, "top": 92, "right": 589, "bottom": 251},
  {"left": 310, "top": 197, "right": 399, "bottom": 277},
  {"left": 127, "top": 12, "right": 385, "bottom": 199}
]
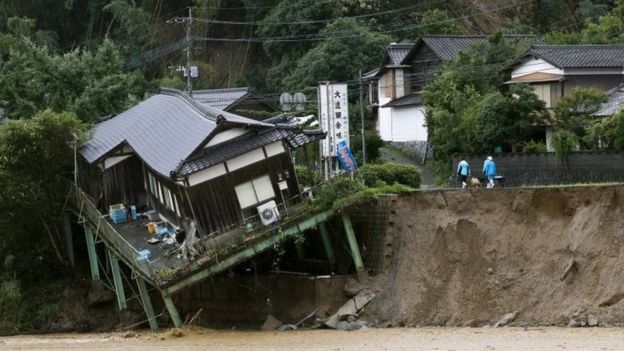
[{"left": 319, "top": 82, "right": 349, "bottom": 157}]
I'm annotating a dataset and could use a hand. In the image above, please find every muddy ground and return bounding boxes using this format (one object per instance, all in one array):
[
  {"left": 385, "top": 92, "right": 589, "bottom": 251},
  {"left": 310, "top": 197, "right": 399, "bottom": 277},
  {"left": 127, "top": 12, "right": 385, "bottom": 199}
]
[
  {"left": 366, "top": 185, "right": 624, "bottom": 327},
  {"left": 2, "top": 327, "right": 624, "bottom": 350}
]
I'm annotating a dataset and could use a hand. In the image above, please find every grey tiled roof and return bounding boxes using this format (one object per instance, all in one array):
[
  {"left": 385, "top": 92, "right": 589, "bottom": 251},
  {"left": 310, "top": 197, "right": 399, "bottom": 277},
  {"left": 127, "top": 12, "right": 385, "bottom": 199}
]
[
  {"left": 192, "top": 87, "right": 250, "bottom": 110},
  {"left": 594, "top": 84, "right": 624, "bottom": 117},
  {"left": 362, "top": 68, "right": 379, "bottom": 80},
  {"left": 527, "top": 45, "right": 624, "bottom": 68},
  {"left": 177, "top": 128, "right": 325, "bottom": 176},
  {"left": 386, "top": 43, "right": 413, "bottom": 65},
  {"left": 80, "top": 89, "right": 272, "bottom": 178},
  {"left": 420, "top": 35, "right": 535, "bottom": 61},
  {"left": 381, "top": 93, "right": 422, "bottom": 108}
]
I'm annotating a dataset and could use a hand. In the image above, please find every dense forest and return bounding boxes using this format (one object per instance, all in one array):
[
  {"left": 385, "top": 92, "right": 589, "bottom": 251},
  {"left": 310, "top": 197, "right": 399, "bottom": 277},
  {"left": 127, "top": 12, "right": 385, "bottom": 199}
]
[
  {"left": 1, "top": 0, "right": 623, "bottom": 333},
  {"left": 0, "top": 0, "right": 615, "bottom": 120}
]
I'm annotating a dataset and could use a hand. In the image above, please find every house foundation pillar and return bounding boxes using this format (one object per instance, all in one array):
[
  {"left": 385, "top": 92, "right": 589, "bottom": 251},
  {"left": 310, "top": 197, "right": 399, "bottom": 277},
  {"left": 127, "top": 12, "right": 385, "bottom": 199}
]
[
  {"left": 162, "top": 293, "right": 183, "bottom": 328},
  {"left": 136, "top": 276, "right": 158, "bottom": 331},
  {"left": 84, "top": 225, "right": 100, "bottom": 281},
  {"left": 318, "top": 222, "right": 336, "bottom": 266},
  {"left": 341, "top": 213, "right": 364, "bottom": 272},
  {"left": 107, "top": 248, "right": 127, "bottom": 310},
  {"left": 62, "top": 212, "right": 75, "bottom": 267}
]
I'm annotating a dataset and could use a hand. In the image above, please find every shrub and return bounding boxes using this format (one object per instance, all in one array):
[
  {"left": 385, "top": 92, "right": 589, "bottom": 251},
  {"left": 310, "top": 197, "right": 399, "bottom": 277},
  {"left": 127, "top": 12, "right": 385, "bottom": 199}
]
[
  {"left": 551, "top": 129, "right": 578, "bottom": 166},
  {"left": 294, "top": 164, "right": 319, "bottom": 187},
  {"left": 312, "top": 175, "right": 365, "bottom": 210},
  {"left": 522, "top": 140, "right": 547, "bottom": 153},
  {"left": 358, "top": 163, "right": 421, "bottom": 188}
]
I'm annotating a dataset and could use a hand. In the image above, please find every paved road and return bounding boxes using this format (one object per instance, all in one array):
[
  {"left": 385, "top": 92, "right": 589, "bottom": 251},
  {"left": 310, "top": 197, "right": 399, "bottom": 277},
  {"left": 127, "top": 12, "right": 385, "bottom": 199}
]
[{"left": 378, "top": 146, "right": 436, "bottom": 189}]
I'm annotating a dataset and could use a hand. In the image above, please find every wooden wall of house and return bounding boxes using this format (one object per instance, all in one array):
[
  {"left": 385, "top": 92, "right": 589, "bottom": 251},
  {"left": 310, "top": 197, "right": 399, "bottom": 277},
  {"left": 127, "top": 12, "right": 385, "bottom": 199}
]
[
  {"left": 103, "top": 156, "right": 145, "bottom": 210},
  {"left": 187, "top": 152, "right": 299, "bottom": 236},
  {"left": 407, "top": 44, "right": 441, "bottom": 92},
  {"left": 77, "top": 155, "right": 146, "bottom": 211},
  {"left": 143, "top": 167, "right": 188, "bottom": 227},
  {"left": 564, "top": 75, "right": 622, "bottom": 96}
]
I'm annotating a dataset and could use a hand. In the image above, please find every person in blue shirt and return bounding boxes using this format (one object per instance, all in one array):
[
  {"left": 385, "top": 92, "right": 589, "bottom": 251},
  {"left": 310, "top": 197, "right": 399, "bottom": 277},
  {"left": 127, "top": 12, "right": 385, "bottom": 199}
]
[
  {"left": 482, "top": 156, "right": 497, "bottom": 188},
  {"left": 456, "top": 157, "right": 470, "bottom": 189}
]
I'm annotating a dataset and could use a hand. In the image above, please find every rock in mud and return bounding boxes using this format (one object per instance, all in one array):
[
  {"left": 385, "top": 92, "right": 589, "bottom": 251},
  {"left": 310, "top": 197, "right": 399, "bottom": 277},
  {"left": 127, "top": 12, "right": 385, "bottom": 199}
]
[
  {"left": 343, "top": 278, "right": 368, "bottom": 297},
  {"left": 325, "top": 289, "right": 375, "bottom": 329},
  {"left": 494, "top": 311, "right": 518, "bottom": 327},
  {"left": 568, "top": 319, "right": 579, "bottom": 328},
  {"left": 588, "top": 315, "right": 599, "bottom": 327},
  {"left": 261, "top": 314, "right": 282, "bottom": 331}
]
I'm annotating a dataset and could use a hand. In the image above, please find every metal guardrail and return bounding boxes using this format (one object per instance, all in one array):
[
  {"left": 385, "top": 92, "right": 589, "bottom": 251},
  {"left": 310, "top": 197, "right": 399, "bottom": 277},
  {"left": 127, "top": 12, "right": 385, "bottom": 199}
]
[
  {"left": 67, "top": 184, "right": 161, "bottom": 285},
  {"left": 67, "top": 183, "right": 319, "bottom": 286}
]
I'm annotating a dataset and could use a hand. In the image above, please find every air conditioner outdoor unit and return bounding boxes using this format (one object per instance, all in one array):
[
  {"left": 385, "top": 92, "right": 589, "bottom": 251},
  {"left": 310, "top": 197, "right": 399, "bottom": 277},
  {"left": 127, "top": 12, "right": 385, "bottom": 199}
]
[{"left": 257, "top": 200, "right": 280, "bottom": 226}]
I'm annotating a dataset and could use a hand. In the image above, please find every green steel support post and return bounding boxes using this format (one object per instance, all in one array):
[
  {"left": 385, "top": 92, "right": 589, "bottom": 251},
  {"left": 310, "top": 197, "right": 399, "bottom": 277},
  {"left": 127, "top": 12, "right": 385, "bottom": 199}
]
[
  {"left": 107, "top": 249, "right": 127, "bottom": 310},
  {"left": 295, "top": 239, "right": 305, "bottom": 259},
  {"left": 162, "top": 293, "right": 183, "bottom": 328},
  {"left": 318, "top": 222, "right": 336, "bottom": 265},
  {"left": 136, "top": 277, "right": 159, "bottom": 331},
  {"left": 164, "top": 209, "right": 335, "bottom": 296},
  {"left": 341, "top": 213, "right": 364, "bottom": 271},
  {"left": 62, "top": 212, "right": 75, "bottom": 267},
  {"left": 84, "top": 225, "right": 100, "bottom": 281}
]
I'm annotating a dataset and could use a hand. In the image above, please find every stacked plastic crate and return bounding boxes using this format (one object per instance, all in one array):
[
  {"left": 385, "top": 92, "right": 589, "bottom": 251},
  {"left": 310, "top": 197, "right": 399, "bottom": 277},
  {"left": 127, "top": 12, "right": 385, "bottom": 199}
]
[{"left": 109, "top": 204, "right": 128, "bottom": 224}]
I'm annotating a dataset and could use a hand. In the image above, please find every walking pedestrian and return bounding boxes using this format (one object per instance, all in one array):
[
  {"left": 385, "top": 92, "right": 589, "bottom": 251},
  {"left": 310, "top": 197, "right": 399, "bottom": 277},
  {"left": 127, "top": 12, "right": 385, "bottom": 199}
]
[
  {"left": 482, "top": 156, "right": 497, "bottom": 188},
  {"left": 457, "top": 157, "right": 470, "bottom": 189}
]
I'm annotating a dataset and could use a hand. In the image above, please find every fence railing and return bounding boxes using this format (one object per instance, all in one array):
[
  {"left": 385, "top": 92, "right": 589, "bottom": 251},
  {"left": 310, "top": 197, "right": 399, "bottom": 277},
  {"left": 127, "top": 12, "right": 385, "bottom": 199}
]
[
  {"left": 68, "top": 182, "right": 320, "bottom": 285},
  {"left": 67, "top": 183, "right": 161, "bottom": 285}
]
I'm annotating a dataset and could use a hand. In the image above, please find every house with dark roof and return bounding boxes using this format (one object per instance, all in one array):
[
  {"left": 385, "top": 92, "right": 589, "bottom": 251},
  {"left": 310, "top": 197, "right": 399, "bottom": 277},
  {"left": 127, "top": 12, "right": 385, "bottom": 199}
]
[
  {"left": 506, "top": 45, "right": 624, "bottom": 150},
  {"left": 594, "top": 84, "right": 624, "bottom": 118},
  {"left": 192, "top": 87, "right": 279, "bottom": 120},
  {"left": 364, "top": 35, "right": 535, "bottom": 157},
  {"left": 78, "top": 88, "right": 323, "bottom": 237}
]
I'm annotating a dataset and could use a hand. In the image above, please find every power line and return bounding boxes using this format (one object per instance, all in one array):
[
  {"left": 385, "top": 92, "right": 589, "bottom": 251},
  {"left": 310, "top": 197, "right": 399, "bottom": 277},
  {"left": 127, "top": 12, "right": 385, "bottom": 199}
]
[
  {"left": 191, "top": 0, "right": 530, "bottom": 43},
  {"left": 192, "top": 3, "right": 425, "bottom": 26}
]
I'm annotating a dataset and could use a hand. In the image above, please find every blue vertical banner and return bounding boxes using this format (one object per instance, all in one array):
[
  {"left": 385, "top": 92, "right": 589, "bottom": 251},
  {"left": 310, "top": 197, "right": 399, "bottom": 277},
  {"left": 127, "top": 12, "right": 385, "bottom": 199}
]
[{"left": 336, "top": 140, "right": 357, "bottom": 173}]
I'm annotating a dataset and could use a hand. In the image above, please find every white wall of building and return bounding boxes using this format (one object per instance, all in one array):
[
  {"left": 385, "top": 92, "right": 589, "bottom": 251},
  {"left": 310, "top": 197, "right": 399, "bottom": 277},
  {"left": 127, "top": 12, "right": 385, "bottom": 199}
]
[
  {"left": 390, "top": 105, "right": 428, "bottom": 142},
  {"left": 377, "top": 70, "right": 393, "bottom": 140},
  {"left": 511, "top": 58, "right": 563, "bottom": 78}
]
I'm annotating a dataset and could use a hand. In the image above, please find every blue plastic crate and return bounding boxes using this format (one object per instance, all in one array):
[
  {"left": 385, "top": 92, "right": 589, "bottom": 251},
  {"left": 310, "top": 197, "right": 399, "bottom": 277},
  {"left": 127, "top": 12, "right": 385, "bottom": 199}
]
[{"left": 137, "top": 249, "right": 152, "bottom": 261}]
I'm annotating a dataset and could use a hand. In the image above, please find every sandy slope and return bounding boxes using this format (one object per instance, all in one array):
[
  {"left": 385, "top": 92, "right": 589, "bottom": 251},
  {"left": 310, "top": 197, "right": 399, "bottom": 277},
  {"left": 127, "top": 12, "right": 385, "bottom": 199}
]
[{"left": 367, "top": 185, "right": 624, "bottom": 327}]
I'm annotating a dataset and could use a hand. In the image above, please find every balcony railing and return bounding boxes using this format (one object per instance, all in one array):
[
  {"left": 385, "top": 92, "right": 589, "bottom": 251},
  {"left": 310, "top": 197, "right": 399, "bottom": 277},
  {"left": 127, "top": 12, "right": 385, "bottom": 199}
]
[
  {"left": 67, "top": 182, "right": 319, "bottom": 286},
  {"left": 67, "top": 183, "right": 161, "bottom": 285}
]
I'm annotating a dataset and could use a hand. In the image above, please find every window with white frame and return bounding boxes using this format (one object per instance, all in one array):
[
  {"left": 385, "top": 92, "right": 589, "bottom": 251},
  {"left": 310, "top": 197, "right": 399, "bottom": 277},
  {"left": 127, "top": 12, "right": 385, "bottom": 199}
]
[
  {"left": 234, "top": 175, "right": 275, "bottom": 209},
  {"left": 146, "top": 172, "right": 182, "bottom": 216}
]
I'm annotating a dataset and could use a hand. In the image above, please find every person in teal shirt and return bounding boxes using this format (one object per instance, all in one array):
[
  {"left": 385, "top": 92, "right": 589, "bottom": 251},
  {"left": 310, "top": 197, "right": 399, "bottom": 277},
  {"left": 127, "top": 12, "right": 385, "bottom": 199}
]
[
  {"left": 457, "top": 157, "right": 470, "bottom": 189},
  {"left": 482, "top": 156, "right": 497, "bottom": 188}
]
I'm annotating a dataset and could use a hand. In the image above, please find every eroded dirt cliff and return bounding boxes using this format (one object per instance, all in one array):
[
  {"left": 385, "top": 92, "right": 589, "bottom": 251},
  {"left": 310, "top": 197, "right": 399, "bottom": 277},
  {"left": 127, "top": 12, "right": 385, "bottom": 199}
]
[{"left": 367, "top": 185, "right": 624, "bottom": 326}]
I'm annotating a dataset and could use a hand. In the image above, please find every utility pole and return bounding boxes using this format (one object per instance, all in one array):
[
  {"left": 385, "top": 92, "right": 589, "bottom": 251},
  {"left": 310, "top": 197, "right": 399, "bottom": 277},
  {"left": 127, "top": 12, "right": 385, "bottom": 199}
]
[
  {"left": 167, "top": 7, "right": 194, "bottom": 96},
  {"left": 185, "top": 7, "right": 193, "bottom": 97},
  {"left": 359, "top": 70, "right": 366, "bottom": 164}
]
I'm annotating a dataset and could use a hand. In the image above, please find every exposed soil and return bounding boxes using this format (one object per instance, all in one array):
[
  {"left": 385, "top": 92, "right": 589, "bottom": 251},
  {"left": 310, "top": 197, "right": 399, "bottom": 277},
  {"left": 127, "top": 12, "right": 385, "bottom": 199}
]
[
  {"left": 3, "top": 327, "right": 624, "bottom": 351},
  {"left": 366, "top": 185, "right": 624, "bottom": 327}
]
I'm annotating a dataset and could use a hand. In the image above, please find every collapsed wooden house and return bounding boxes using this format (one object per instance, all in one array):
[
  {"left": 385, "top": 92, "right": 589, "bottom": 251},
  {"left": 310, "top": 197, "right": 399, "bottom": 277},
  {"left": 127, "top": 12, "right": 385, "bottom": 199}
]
[{"left": 78, "top": 88, "right": 323, "bottom": 236}]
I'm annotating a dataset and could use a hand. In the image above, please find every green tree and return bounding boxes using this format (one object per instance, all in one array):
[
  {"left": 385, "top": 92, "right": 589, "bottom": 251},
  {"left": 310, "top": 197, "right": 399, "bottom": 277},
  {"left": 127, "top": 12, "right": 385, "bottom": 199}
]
[
  {"left": 0, "top": 31, "right": 147, "bottom": 121},
  {"left": 283, "top": 18, "right": 391, "bottom": 89},
  {"left": 419, "top": 9, "right": 467, "bottom": 35},
  {"left": 586, "top": 110, "right": 624, "bottom": 150},
  {"left": 553, "top": 87, "right": 607, "bottom": 146},
  {"left": 257, "top": 0, "right": 337, "bottom": 90},
  {"left": 423, "top": 33, "right": 530, "bottom": 159},
  {"left": 0, "top": 109, "right": 88, "bottom": 269}
]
